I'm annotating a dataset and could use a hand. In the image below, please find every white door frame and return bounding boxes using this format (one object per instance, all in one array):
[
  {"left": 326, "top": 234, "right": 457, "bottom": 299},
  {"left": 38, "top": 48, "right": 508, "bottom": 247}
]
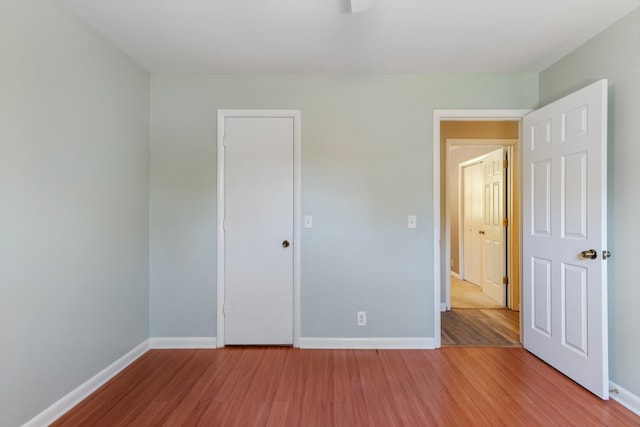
[
  {"left": 433, "top": 110, "right": 531, "bottom": 348},
  {"left": 217, "top": 109, "right": 301, "bottom": 348}
]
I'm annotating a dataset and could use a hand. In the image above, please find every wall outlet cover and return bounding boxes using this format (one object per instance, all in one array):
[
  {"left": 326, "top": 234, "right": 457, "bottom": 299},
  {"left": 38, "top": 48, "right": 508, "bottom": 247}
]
[{"left": 357, "top": 311, "right": 366, "bottom": 326}]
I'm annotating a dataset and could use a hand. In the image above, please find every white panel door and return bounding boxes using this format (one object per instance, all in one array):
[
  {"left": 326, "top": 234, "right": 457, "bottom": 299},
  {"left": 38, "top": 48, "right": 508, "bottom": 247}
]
[
  {"left": 463, "top": 162, "right": 484, "bottom": 286},
  {"left": 523, "top": 80, "right": 608, "bottom": 398},
  {"left": 224, "top": 116, "right": 294, "bottom": 345},
  {"left": 481, "top": 148, "right": 506, "bottom": 305}
]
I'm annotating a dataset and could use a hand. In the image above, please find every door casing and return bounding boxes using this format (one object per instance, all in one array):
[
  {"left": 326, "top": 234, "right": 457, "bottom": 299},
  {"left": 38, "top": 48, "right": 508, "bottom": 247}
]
[
  {"left": 433, "top": 110, "right": 531, "bottom": 348},
  {"left": 217, "top": 109, "right": 301, "bottom": 348}
]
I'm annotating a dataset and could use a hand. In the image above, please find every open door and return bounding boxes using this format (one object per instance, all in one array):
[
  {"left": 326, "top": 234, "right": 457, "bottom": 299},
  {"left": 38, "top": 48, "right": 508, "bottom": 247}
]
[
  {"left": 481, "top": 147, "right": 507, "bottom": 306},
  {"left": 522, "top": 80, "right": 609, "bottom": 399}
]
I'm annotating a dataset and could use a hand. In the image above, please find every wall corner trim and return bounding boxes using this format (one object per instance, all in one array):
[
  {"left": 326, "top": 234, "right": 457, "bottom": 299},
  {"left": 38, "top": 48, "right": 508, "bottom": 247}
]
[
  {"left": 149, "top": 337, "right": 217, "bottom": 349},
  {"left": 23, "top": 339, "right": 150, "bottom": 427},
  {"left": 609, "top": 381, "right": 640, "bottom": 417},
  {"left": 299, "top": 337, "right": 435, "bottom": 349}
]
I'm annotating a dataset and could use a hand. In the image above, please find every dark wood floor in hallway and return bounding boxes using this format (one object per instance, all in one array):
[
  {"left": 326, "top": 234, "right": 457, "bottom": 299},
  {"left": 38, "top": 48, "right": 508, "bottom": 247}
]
[
  {"left": 441, "top": 308, "right": 520, "bottom": 347},
  {"left": 53, "top": 347, "right": 639, "bottom": 426}
]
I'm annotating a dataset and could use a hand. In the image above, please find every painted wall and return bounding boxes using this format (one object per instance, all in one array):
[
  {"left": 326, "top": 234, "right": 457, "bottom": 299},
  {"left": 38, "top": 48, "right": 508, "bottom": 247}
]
[
  {"left": 539, "top": 8, "right": 640, "bottom": 397},
  {"left": 150, "top": 74, "right": 538, "bottom": 340},
  {"left": 1, "top": 0, "right": 635, "bottom": 423},
  {"left": 0, "top": 2, "right": 150, "bottom": 426}
]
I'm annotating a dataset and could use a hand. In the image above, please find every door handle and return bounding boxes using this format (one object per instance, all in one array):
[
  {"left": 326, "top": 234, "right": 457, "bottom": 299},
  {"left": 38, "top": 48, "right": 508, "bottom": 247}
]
[
  {"left": 282, "top": 240, "right": 290, "bottom": 248},
  {"left": 580, "top": 249, "right": 597, "bottom": 259},
  {"left": 478, "top": 230, "right": 485, "bottom": 235}
]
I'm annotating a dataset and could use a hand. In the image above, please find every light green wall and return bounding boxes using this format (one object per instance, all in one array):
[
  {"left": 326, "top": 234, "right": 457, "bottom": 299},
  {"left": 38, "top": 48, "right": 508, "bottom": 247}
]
[
  {"left": 540, "top": 8, "right": 640, "bottom": 397},
  {"left": 0, "top": 2, "right": 150, "bottom": 425},
  {"left": 150, "top": 74, "right": 538, "bottom": 339},
  {"left": 12, "top": 1, "right": 638, "bottom": 423}
]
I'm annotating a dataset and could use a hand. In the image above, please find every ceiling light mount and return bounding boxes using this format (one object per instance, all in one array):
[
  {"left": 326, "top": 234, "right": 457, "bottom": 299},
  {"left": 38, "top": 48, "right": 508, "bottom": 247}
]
[{"left": 350, "top": 0, "right": 374, "bottom": 13}]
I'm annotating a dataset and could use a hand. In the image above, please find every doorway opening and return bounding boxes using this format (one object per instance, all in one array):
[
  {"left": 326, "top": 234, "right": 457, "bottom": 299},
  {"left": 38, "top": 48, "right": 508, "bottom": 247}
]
[
  {"left": 433, "top": 111, "right": 530, "bottom": 348},
  {"left": 434, "top": 84, "right": 608, "bottom": 396},
  {"left": 446, "top": 139, "right": 519, "bottom": 346}
]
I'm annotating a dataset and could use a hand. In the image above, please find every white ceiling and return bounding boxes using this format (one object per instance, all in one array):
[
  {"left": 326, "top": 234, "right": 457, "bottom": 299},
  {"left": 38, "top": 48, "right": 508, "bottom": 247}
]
[{"left": 61, "top": 0, "right": 640, "bottom": 74}]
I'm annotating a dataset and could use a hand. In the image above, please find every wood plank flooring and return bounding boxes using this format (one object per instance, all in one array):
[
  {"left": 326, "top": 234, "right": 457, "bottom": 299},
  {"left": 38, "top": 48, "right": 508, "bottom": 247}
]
[
  {"left": 441, "top": 309, "right": 520, "bottom": 347},
  {"left": 53, "top": 347, "right": 640, "bottom": 426}
]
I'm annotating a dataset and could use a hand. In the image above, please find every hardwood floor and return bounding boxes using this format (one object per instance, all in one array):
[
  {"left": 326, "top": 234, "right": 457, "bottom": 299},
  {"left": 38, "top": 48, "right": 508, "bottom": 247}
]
[
  {"left": 53, "top": 347, "right": 639, "bottom": 426},
  {"left": 446, "top": 275, "right": 521, "bottom": 347},
  {"left": 441, "top": 309, "right": 520, "bottom": 347}
]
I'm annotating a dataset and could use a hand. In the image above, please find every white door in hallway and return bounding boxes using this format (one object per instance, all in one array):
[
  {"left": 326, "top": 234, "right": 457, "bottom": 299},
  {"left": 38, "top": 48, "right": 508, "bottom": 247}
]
[
  {"left": 523, "top": 80, "right": 609, "bottom": 399},
  {"left": 222, "top": 114, "right": 295, "bottom": 345},
  {"left": 462, "top": 161, "right": 484, "bottom": 286},
  {"left": 481, "top": 147, "right": 506, "bottom": 306}
]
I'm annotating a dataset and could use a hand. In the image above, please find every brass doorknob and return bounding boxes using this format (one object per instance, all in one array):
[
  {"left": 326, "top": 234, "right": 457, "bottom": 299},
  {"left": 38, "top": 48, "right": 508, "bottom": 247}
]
[
  {"left": 282, "top": 240, "right": 290, "bottom": 248},
  {"left": 580, "top": 249, "right": 597, "bottom": 259}
]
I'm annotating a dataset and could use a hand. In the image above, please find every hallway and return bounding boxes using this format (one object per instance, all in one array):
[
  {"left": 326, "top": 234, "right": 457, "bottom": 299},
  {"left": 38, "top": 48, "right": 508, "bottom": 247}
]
[{"left": 442, "top": 277, "right": 520, "bottom": 347}]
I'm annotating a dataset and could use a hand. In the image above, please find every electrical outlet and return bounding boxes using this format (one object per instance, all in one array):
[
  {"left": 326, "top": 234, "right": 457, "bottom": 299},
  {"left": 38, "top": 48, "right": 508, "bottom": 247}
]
[{"left": 357, "top": 311, "right": 366, "bottom": 326}]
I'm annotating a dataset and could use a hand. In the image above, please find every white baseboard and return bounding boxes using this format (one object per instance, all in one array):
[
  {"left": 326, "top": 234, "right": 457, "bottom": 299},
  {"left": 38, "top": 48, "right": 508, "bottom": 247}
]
[
  {"left": 149, "top": 337, "right": 217, "bottom": 349},
  {"left": 23, "top": 339, "right": 150, "bottom": 427},
  {"left": 299, "top": 337, "right": 435, "bottom": 349},
  {"left": 610, "top": 381, "right": 640, "bottom": 417},
  {"left": 450, "top": 271, "right": 460, "bottom": 279},
  {"left": 440, "top": 302, "right": 447, "bottom": 312}
]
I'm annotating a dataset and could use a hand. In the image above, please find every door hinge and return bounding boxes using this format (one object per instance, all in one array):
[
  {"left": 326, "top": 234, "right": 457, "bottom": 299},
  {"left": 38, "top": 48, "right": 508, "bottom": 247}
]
[
  {"left": 503, "top": 276, "right": 509, "bottom": 285},
  {"left": 503, "top": 159, "right": 509, "bottom": 168},
  {"left": 502, "top": 218, "right": 509, "bottom": 226}
]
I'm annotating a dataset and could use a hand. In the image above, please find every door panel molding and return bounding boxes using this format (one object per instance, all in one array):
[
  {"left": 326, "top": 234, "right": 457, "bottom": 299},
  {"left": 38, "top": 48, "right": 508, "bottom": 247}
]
[
  {"left": 481, "top": 148, "right": 507, "bottom": 305},
  {"left": 217, "top": 110, "right": 301, "bottom": 348},
  {"left": 522, "top": 80, "right": 608, "bottom": 399}
]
